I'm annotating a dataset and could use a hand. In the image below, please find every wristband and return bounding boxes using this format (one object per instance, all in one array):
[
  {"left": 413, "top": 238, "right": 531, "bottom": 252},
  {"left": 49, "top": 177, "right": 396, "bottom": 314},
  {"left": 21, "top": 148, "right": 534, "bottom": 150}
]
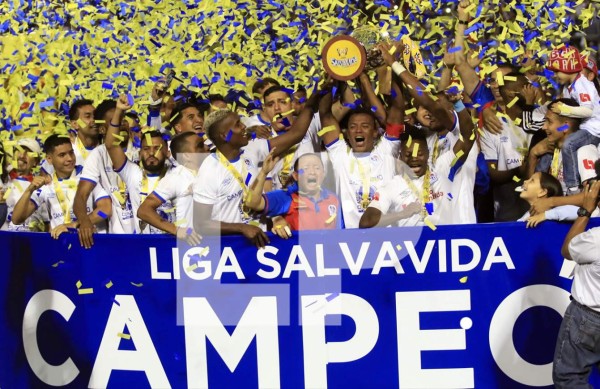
[
  {"left": 458, "top": 20, "right": 469, "bottom": 25},
  {"left": 391, "top": 61, "right": 406, "bottom": 76},
  {"left": 385, "top": 123, "right": 405, "bottom": 138},
  {"left": 109, "top": 122, "right": 121, "bottom": 127},
  {"left": 453, "top": 100, "right": 466, "bottom": 113}
]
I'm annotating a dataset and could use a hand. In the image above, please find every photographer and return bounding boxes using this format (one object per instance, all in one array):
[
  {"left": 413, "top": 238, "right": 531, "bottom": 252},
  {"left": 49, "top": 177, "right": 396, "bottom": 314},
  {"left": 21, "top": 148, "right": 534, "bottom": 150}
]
[{"left": 555, "top": 163, "right": 600, "bottom": 388}]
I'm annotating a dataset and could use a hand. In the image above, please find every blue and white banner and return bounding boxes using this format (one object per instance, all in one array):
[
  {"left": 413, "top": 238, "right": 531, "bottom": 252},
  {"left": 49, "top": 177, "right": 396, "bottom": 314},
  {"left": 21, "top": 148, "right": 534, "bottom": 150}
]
[{"left": 1, "top": 222, "right": 599, "bottom": 388}]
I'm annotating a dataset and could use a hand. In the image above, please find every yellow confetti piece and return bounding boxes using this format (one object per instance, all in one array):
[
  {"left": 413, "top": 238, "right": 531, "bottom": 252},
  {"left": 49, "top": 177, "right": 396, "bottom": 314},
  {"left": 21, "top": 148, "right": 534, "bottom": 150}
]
[
  {"left": 496, "top": 71, "right": 504, "bottom": 86},
  {"left": 174, "top": 218, "right": 188, "bottom": 226},
  {"left": 145, "top": 133, "right": 152, "bottom": 146},
  {"left": 325, "top": 214, "right": 336, "bottom": 224},
  {"left": 317, "top": 125, "right": 337, "bottom": 137},
  {"left": 405, "top": 108, "right": 417, "bottom": 115},
  {"left": 450, "top": 150, "right": 464, "bottom": 167},
  {"left": 396, "top": 244, "right": 402, "bottom": 250},
  {"left": 76, "top": 280, "right": 82, "bottom": 289},
  {"left": 412, "top": 143, "right": 419, "bottom": 157},
  {"left": 130, "top": 282, "right": 143, "bottom": 287},
  {"left": 514, "top": 118, "right": 522, "bottom": 126},
  {"left": 105, "top": 280, "right": 113, "bottom": 289},
  {"left": 513, "top": 176, "right": 521, "bottom": 182},
  {"left": 491, "top": 163, "right": 497, "bottom": 169},
  {"left": 76, "top": 119, "right": 87, "bottom": 128},
  {"left": 117, "top": 333, "right": 131, "bottom": 340},
  {"left": 200, "top": 246, "right": 210, "bottom": 257},
  {"left": 169, "top": 111, "right": 180, "bottom": 123},
  {"left": 78, "top": 288, "right": 94, "bottom": 295},
  {"left": 503, "top": 76, "right": 517, "bottom": 82},
  {"left": 463, "top": 3, "right": 476, "bottom": 13},
  {"left": 51, "top": 260, "right": 64, "bottom": 268},
  {"left": 186, "top": 263, "right": 198, "bottom": 272},
  {"left": 424, "top": 218, "right": 437, "bottom": 231},
  {"left": 459, "top": 276, "right": 468, "bottom": 284},
  {"left": 113, "top": 191, "right": 125, "bottom": 205},
  {"left": 406, "top": 135, "right": 412, "bottom": 148}
]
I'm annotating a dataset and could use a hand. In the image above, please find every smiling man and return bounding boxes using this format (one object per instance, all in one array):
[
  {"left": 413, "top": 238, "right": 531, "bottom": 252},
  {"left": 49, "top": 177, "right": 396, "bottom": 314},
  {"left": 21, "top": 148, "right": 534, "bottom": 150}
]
[
  {"left": 193, "top": 91, "right": 319, "bottom": 248},
  {"left": 527, "top": 98, "right": 589, "bottom": 193}
]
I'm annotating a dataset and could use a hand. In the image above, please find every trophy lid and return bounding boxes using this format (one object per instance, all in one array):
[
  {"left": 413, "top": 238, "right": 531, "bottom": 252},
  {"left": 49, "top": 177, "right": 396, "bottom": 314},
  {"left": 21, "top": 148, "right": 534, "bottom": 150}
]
[
  {"left": 351, "top": 25, "right": 389, "bottom": 51},
  {"left": 321, "top": 35, "right": 366, "bottom": 81}
]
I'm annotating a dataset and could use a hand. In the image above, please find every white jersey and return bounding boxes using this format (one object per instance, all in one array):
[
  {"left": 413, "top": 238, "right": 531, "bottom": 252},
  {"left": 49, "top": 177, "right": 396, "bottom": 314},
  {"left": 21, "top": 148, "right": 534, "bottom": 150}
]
[
  {"left": 115, "top": 160, "right": 175, "bottom": 234},
  {"left": 326, "top": 136, "right": 400, "bottom": 229},
  {"left": 369, "top": 150, "right": 457, "bottom": 226},
  {"left": 267, "top": 114, "right": 323, "bottom": 190},
  {"left": 40, "top": 138, "right": 95, "bottom": 176},
  {"left": 153, "top": 165, "right": 196, "bottom": 229},
  {"left": 80, "top": 145, "right": 135, "bottom": 234},
  {"left": 561, "top": 74, "right": 600, "bottom": 137},
  {"left": 425, "top": 111, "right": 477, "bottom": 223},
  {"left": 480, "top": 118, "right": 533, "bottom": 221},
  {"left": 193, "top": 139, "right": 270, "bottom": 224},
  {"left": 241, "top": 114, "right": 270, "bottom": 128},
  {"left": 30, "top": 166, "right": 109, "bottom": 231},
  {"left": 1, "top": 178, "right": 48, "bottom": 231}
]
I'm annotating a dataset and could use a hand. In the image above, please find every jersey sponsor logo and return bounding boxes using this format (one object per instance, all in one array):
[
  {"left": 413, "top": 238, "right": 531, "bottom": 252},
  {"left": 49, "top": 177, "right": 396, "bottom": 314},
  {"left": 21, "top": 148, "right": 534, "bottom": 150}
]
[
  {"left": 104, "top": 166, "right": 113, "bottom": 173},
  {"left": 227, "top": 189, "right": 243, "bottom": 202},
  {"left": 244, "top": 158, "right": 255, "bottom": 168},
  {"left": 328, "top": 204, "right": 337, "bottom": 216},
  {"left": 222, "top": 177, "right": 233, "bottom": 186},
  {"left": 506, "top": 158, "right": 522, "bottom": 166},
  {"left": 429, "top": 191, "right": 444, "bottom": 200},
  {"left": 583, "top": 159, "right": 595, "bottom": 170},
  {"left": 579, "top": 93, "right": 591, "bottom": 103},
  {"left": 370, "top": 155, "right": 381, "bottom": 163},
  {"left": 500, "top": 136, "right": 509, "bottom": 143}
]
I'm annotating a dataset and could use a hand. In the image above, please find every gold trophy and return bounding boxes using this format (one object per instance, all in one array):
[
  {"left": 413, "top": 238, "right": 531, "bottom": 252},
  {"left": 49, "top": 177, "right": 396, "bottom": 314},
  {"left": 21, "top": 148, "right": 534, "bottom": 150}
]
[{"left": 351, "top": 26, "right": 391, "bottom": 70}]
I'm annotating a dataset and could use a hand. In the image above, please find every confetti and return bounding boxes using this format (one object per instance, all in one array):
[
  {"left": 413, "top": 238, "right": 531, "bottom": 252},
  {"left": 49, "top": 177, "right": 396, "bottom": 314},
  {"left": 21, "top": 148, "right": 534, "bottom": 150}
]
[
  {"left": 225, "top": 129, "right": 233, "bottom": 142},
  {"left": 506, "top": 97, "right": 520, "bottom": 109},
  {"left": 459, "top": 276, "right": 468, "bottom": 284},
  {"left": 52, "top": 260, "right": 65, "bottom": 268},
  {"left": 105, "top": 280, "right": 113, "bottom": 288},
  {"left": 76, "top": 280, "right": 82, "bottom": 289},
  {"left": 412, "top": 143, "right": 419, "bottom": 157},
  {"left": 513, "top": 176, "right": 521, "bottom": 182},
  {"left": 130, "top": 282, "right": 143, "bottom": 287},
  {"left": 118, "top": 333, "right": 131, "bottom": 340},
  {"left": 78, "top": 288, "right": 94, "bottom": 295},
  {"left": 424, "top": 218, "right": 437, "bottom": 231},
  {"left": 396, "top": 244, "right": 402, "bottom": 250},
  {"left": 317, "top": 125, "right": 336, "bottom": 137}
]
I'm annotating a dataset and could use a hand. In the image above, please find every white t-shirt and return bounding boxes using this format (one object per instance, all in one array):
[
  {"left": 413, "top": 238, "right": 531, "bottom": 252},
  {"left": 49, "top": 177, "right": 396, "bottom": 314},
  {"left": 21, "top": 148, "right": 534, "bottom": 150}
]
[
  {"left": 1, "top": 178, "right": 48, "bottom": 231},
  {"left": 80, "top": 145, "right": 135, "bottom": 233},
  {"left": 115, "top": 160, "right": 175, "bottom": 234},
  {"left": 30, "top": 167, "right": 109, "bottom": 231},
  {"left": 568, "top": 226, "right": 600, "bottom": 312},
  {"left": 153, "top": 165, "right": 196, "bottom": 229},
  {"left": 267, "top": 113, "right": 323, "bottom": 190},
  {"left": 480, "top": 118, "right": 533, "bottom": 221},
  {"left": 326, "top": 136, "right": 400, "bottom": 229},
  {"left": 40, "top": 139, "right": 95, "bottom": 176},
  {"left": 561, "top": 74, "right": 600, "bottom": 137},
  {"left": 193, "top": 139, "right": 270, "bottom": 224},
  {"left": 369, "top": 150, "right": 458, "bottom": 226}
]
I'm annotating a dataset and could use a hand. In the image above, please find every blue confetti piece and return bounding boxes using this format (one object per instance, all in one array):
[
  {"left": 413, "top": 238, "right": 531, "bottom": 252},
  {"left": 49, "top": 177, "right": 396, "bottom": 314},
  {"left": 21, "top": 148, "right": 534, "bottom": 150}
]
[
  {"left": 281, "top": 117, "right": 291, "bottom": 128},
  {"left": 186, "top": 228, "right": 193, "bottom": 235},
  {"left": 126, "top": 93, "right": 134, "bottom": 106},
  {"left": 447, "top": 193, "right": 453, "bottom": 200},
  {"left": 448, "top": 46, "right": 462, "bottom": 53},
  {"left": 225, "top": 129, "right": 233, "bottom": 142},
  {"left": 425, "top": 202, "right": 434, "bottom": 215},
  {"left": 557, "top": 124, "right": 569, "bottom": 132},
  {"left": 297, "top": 169, "right": 304, "bottom": 175},
  {"left": 370, "top": 106, "right": 377, "bottom": 112},
  {"left": 102, "top": 82, "right": 113, "bottom": 90},
  {"left": 251, "top": 132, "right": 257, "bottom": 139}
]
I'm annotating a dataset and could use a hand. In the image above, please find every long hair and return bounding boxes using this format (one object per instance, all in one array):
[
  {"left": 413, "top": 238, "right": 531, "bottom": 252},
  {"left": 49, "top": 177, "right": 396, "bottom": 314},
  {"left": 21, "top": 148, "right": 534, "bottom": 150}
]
[{"left": 538, "top": 172, "right": 563, "bottom": 198}]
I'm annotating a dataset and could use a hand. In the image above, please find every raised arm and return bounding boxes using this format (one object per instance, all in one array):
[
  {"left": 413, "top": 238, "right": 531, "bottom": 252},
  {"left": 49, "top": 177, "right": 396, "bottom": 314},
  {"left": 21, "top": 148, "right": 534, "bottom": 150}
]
[
  {"left": 378, "top": 42, "right": 454, "bottom": 127},
  {"left": 387, "top": 75, "right": 406, "bottom": 125},
  {"left": 318, "top": 81, "right": 342, "bottom": 146},
  {"left": 244, "top": 148, "right": 279, "bottom": 212},
  {"left": 105, "top": 95, "right": 131, "bottom": 170},
  {"left": 357, "top": 72, "right": 387, "bottom": 126},
  {"left": 269, "top": 90, "right": 320, "bottom": 157}
]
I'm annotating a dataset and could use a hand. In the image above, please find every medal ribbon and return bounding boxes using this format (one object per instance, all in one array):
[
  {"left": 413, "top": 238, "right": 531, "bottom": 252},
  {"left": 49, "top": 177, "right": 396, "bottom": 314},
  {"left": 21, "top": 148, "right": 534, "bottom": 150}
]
[
  {"left": 53, "top": 170, "right": 77, "bottom": 223},
  {"left": 404, "top": 170, "right": 431, "bottom": 218}
]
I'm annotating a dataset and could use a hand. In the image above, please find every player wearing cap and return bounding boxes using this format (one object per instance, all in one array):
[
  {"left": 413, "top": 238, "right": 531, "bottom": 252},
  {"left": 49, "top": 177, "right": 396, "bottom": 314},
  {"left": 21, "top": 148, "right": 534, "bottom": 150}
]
[
  {"left": 193, "top": 90, "right": 319, "bottom": 248},
  {"left": 137, "top": 132, "right": 204, "bottom": 245},
  {"left": 105, "top": 95, "right": 174, "bottom": 234},
  {"left": 547, "top": 46, "right": 600, "bottom": 194},
  {"left": 1, "top": 138, "right": 47, "bottom": 231},
  {"left": 12, "top": 135, "right": 111, "bottom": 239}
]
